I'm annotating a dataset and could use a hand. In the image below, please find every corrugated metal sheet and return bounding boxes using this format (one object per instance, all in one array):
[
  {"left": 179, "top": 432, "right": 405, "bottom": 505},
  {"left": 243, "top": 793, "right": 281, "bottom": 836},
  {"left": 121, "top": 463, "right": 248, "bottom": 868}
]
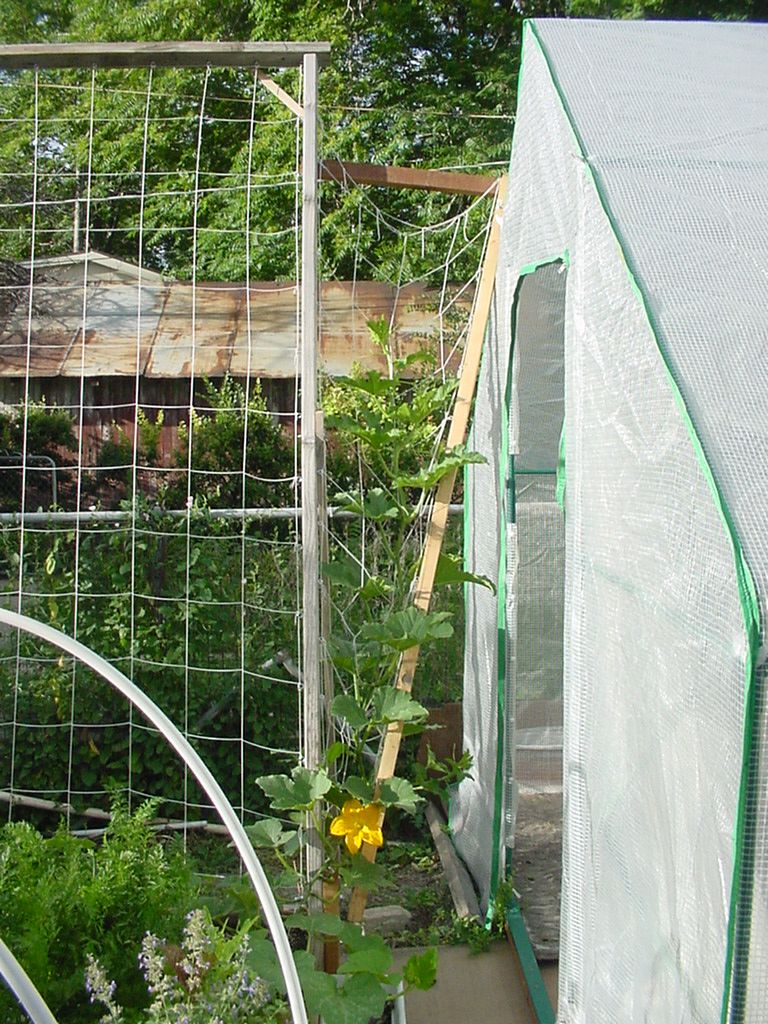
[{"left": 0, "top": 254, "right": 471, "bottom": 379}]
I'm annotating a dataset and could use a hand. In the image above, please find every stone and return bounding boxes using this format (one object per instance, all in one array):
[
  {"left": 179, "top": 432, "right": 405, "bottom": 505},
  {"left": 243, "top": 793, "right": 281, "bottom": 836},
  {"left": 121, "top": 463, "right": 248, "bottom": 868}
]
[{"left": 363, "top": 904, "right": 412, "bottom": 936}]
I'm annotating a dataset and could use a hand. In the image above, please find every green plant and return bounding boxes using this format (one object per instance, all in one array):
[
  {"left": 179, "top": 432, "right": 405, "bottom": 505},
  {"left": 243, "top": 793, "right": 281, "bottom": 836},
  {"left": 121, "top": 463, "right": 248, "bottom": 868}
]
[
  {"left": 411, "top": 746, "right": 473, "bottom": 800},
  {"left": 137, "top": 408, "right": 164, "bottom": 465},
  {"left": 0, "top": 399, "right": 77, "bottom": 458},
  {"left": 96, "top": 410, "right": 164, "bottom": 478},
  {"left": 0, "top": 802, "right": 200, "bottom": 1023},
  {"left": 242, "top": 326, "right": 489, "bottom": 1018},
  {"left": 97, "top": 425, "right": 134, "bottom": 478},
  {"left": 171, "top": 376, "right": 292, "bottom": 510},
  {"left": 0, "top": 497, "right": 300, "bottom": 814},
  {"left": 85, "top": 908, "right": 284, "bottom": 1024}
]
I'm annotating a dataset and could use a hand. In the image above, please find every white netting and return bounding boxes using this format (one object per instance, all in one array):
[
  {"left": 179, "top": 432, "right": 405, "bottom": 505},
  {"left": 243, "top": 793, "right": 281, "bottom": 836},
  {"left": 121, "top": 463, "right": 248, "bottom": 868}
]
[
  {"left": 0, "top": 62, "right": 306, "bottom": 829},
  {"left": 0, "top": 54, "right": 500, "bottom": 847},
  {"left": 456, "top": 18, "right": 766, "bottom": 1023}
]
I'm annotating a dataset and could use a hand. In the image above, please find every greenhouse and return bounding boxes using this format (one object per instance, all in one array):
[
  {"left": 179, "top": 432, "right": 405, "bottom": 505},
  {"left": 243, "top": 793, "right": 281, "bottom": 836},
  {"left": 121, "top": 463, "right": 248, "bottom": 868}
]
[{"left": 452, "top": 18, "right": 768, "bottom": 1024}]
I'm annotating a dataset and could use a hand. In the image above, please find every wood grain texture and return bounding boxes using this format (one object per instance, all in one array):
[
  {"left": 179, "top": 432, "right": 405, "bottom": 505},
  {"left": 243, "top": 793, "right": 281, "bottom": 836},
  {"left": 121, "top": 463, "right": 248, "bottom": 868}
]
[
  {"left": 0, "top": 41, "right": 331, "bottom": 69},
  {"left": 321, "top": 160, "right": 498, "bottom": 196}
]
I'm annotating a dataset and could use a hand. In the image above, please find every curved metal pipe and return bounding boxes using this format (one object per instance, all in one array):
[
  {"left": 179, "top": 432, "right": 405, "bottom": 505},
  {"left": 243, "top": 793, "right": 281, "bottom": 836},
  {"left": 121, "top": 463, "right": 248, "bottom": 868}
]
[
  {"left": 0, "top": 607, "right": 307, "bottom": 1024},
  {"left": 0, "top": 936, "right": 59, "bottom": 1024}
]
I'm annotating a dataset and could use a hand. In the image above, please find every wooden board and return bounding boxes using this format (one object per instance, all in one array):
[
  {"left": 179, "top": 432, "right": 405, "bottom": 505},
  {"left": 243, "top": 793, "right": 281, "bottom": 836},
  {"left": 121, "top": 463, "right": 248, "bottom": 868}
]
[
  {"left": 0, "top": 41, "right": 331, "bottom": 70},
  {"left": 321, "top": 159, "right": 497, "bottom": 196}
]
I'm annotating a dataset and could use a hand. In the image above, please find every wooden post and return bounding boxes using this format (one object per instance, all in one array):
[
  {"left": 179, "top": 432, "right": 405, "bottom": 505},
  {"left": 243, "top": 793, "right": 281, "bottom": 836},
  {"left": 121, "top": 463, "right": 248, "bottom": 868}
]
[
  {"left": 300, "top": 52, "right": 323, "bottom": 897},
  {"left": 347, "top": 176, "right": 508, "bottom": 924},
  {"left": 316, "top": 411, "right": 334, "bottom": 749}
]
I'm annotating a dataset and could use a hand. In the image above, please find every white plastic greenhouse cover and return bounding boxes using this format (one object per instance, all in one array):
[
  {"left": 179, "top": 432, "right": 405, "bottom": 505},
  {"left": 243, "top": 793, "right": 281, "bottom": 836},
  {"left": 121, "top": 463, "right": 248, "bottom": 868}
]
[{"left": 452, "top": 19, "right": 768, "bottom": 1024}]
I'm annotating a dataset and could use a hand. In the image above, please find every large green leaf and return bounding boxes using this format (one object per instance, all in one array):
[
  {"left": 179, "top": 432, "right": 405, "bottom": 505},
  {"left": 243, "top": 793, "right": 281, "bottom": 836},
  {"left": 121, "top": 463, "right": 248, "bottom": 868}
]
[
  {"left": 394, "top": 446, "right": 486, "bottom": 491},
  {"left": 325, "top": 973, "right": 388, "bottom": 1024},
  {"left": 338, "top": 856, "right": 388, "bottom": 890},
  {"left": 295, "top": 956, "right": 338, "bottom": 1019},
  {"left": 336, "top": 370, "right": 397, "bottom": 397},
  {"left": 372, "top": 686, "right": 429, "bottom": 725},
  {"left": 255, "top": 766, "right": 332, "bottom": 810},
  {"left": 332, "top": 487, "right": 404, "bottom": 520},
  {"left": 378, "top": 776, "right": 423, "bottom": 813},
  {"left": 322, "top": 557, "right": 362, "bottom": 588},
  {"left": 343, "top": 775, "right": 375, "bottom": 803},
  {"left": 361, "top": 607, "right": 453, "bottom": 651},
  {"left": 289, "top": 912, "right": 347, "bottom": 937},
  {"left": 331, "top": 694, "right": 368, "bottom": 731},
  {"left": 244, "top": 937, "right": 285, "bottom": 993},
  {"left": 434, "top": 552, "right": 496, "bottom": 593},
  {"left": 245, "top": 817, "right": 296, "bottom": 849},
  {"left": 338, "top": 935, "right": 393, "bottom": 977},
  {"left": 403, "top": 947, "right": 438, "bottom": 990}
]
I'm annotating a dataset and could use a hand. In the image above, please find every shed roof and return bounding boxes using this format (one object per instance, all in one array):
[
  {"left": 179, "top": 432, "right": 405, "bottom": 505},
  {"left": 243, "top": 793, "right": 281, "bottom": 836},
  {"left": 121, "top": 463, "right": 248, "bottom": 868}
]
[{"left": 0, "top": 253, "right": 469, "bottom": 378}]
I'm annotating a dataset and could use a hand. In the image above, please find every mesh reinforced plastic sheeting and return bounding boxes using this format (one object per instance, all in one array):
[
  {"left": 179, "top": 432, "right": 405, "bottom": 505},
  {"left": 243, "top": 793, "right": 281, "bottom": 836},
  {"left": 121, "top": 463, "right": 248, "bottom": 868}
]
[{"left": 454, "top": 19, "right": 768, "bottom": 1023}]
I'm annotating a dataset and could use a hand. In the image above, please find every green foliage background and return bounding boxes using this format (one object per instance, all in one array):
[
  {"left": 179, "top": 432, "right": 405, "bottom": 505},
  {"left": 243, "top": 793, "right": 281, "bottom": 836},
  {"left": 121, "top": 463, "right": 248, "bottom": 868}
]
[{"left": 3, "top": 0, "right": 761, "bottom": 286}]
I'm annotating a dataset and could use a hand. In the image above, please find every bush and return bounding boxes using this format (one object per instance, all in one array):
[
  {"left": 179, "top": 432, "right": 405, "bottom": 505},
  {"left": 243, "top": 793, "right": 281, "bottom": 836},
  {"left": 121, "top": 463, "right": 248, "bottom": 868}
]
[
  {"left": 0, "top": 505, "right": 300, "bottom": 815},
  {"left": 0, "top": 803, "right": 198, "bottom": 1023},
  {"left": 169, "top": 376, "right": 293, "bottom": 510},
  {"left": 0, "top": 399, "right": 77, "bottom": 458}
]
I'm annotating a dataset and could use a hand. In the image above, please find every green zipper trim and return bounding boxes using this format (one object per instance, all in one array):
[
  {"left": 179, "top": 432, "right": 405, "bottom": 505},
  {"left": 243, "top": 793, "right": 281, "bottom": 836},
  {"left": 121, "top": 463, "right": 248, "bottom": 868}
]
[
  {"left": 528, "top": 21, "right": 761, "bottom": 1022},
  {"left": 506, "top": 893, "right": 557, "bottom": 1024},
  {"left": 488, "top": 384, "right": 510, "bottom": 926}
]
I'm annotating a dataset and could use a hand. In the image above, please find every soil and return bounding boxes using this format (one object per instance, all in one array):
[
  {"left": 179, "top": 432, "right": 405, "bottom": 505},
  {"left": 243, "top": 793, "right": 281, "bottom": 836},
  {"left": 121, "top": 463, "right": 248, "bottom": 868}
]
[
  {"left": 370, "top": 846, "right": 455, "bottom": 943},
  {"left": 512, "top": 790, "right": 562, "bottom": 960}
]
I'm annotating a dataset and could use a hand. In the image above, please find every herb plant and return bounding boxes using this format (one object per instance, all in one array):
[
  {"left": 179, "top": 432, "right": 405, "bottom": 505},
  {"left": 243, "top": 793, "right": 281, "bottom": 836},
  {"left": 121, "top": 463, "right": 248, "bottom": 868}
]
[{"left": 0, "top": 802, "right": 199, "bottom": 1023}]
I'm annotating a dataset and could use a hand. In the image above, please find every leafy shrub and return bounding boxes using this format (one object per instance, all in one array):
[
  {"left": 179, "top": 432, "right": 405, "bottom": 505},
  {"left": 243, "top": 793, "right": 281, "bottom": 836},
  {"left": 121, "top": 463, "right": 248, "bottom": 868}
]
[
  {"left": 0, "top": 803, "right": 199, "bottom": 1023},
  {"left": 0, "top": 504, "right": 300, "bottom": 815},
  {"left": 97, "top": 424, "right": 134, "bottom": 477},
  {"left": 0, "top": 399, "right": 77, "bottom": 458},
  {"left": 97, "top": 410, "right": 165, "bottom": 475},
  {"left": 169, "top": 376, "right": 293, "bottom": 510},
  {"left": 0, "top": 399, "right": 77, "bottom": 511}
]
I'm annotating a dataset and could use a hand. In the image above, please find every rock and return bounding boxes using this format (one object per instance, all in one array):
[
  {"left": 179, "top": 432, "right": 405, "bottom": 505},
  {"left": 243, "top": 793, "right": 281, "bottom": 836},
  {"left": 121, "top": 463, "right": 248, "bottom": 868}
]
[{"left": 363, "top": 904, "right": 412, "bottom": 936}]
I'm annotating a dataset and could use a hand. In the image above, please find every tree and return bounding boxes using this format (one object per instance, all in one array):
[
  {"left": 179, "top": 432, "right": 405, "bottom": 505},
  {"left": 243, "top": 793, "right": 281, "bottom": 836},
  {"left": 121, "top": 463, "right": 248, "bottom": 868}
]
[{"left": 0, "top": 0, "right": 764, "bottom": 284}]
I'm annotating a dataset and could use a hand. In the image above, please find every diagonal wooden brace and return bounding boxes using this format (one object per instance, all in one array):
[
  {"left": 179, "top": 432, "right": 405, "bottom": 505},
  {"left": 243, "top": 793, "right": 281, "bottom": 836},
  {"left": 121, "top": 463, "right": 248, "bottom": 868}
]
[{"left": 347, "top": 176, "right": 508, "bottom": 924}]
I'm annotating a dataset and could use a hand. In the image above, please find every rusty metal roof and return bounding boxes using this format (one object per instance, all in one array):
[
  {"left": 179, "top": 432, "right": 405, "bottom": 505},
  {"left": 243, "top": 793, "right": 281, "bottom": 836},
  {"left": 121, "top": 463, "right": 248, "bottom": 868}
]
[{"left": 0, "top": 254, "right": 470, "bottom": 378}]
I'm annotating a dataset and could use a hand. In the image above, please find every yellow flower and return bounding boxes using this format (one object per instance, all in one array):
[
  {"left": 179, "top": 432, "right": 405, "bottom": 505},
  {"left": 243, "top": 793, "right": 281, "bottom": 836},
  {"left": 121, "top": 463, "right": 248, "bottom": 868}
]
[{"left": 330, "top": 800, "right": 384, "bottom": 855}]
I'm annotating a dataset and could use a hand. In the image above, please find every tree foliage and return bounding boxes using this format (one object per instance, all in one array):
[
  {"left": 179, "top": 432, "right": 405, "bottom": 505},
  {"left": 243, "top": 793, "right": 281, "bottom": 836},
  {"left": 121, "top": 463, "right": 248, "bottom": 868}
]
[{"left": 1, "top": 0, "right": 762, "bottom": 282}]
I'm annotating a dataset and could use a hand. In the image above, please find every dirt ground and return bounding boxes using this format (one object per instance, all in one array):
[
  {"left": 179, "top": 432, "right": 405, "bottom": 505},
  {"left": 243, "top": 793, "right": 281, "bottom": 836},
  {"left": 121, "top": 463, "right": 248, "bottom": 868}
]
[{"left": 512, "top": 789, "right": 562, "bottom": 960}]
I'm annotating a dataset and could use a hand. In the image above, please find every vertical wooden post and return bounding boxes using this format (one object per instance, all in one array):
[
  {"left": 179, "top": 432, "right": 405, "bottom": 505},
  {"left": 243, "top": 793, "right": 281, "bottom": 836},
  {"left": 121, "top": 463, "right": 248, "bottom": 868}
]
[
  {"left": 300, "top": 52, "right": 323, "bottom": 893},
  {"left": 316, "top": 411, "right": 334, "bottom": 749}
]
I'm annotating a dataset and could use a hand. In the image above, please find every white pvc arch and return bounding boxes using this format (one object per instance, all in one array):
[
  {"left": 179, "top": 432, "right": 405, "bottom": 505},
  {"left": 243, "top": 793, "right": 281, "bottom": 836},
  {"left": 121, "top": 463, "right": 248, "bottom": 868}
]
[
  {"left": 0, "top": 937, "right": 58, "bottom": 1024},
  {"left": 0, "top": 608, "right": 307, "bottom": 1024}
]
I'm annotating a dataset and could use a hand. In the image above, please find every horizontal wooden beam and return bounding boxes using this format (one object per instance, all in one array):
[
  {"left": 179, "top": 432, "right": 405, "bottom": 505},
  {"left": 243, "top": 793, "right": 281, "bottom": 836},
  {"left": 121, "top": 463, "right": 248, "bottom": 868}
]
[
  {"left": 321, "top": 159, "right": 498, "bottom": 196},
  {"left": 0, "top": 41, "right": 331, "bottom": 70}
]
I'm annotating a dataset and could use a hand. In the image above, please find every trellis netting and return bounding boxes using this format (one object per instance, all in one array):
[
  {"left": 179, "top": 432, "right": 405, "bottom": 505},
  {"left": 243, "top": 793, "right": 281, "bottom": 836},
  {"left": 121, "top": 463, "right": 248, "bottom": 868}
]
[
  {"left": 0, "top": 43, "right": 498, "bottom": 840},
  {"left": 452, "top": 18, "right": 768, "bottom": 1024},
  {"left": 0, "top": 57, "right": 312, "bottom": 828}
]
